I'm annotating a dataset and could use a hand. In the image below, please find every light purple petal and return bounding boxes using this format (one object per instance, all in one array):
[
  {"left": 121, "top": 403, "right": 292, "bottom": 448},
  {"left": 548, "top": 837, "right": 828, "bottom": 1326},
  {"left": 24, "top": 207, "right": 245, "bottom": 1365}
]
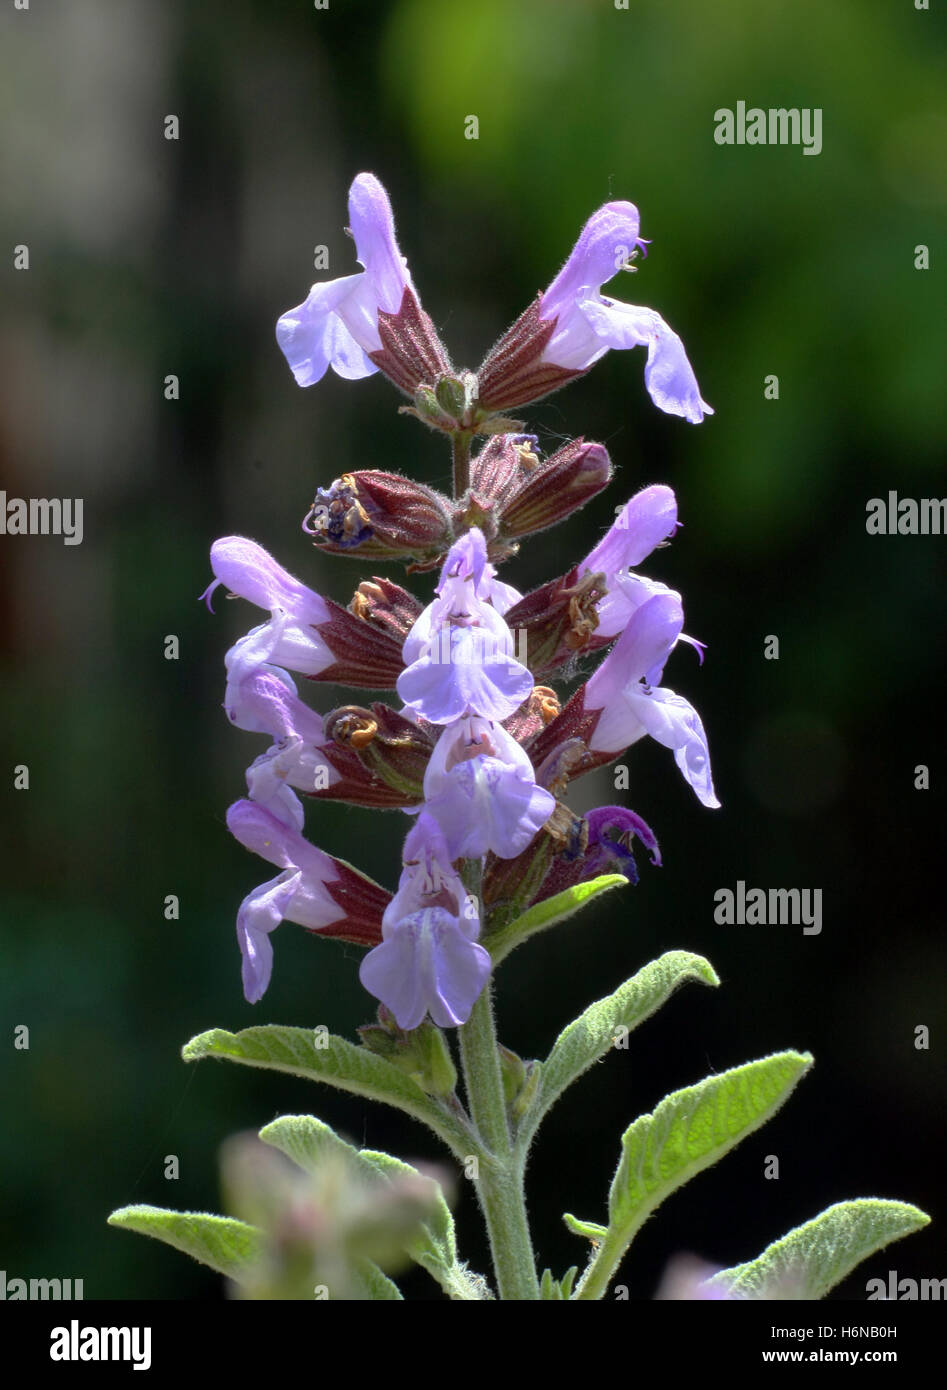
[
  {"left": 245, "top": 745, "right": 333, "bottom": 827},
  {"left": 236, "top": 870, "right": 302, "bottom": 1003},
  {"left": 383, "top": 812, "right": 469, "bottom": 930},
  {"left": 425, "top": 920, "right": 491, "bottom": 1028},
  {"left": 485, "top": 571, "right": 522, "bottom": 616},
  {"left": 398, "top": 624, "right": 533, "bottom": 724},
  {"left": 593, "top": 572, "right": 682, "bottom": 642},
  {"left": 540, "top": 201, "right": 643, "bottom": 322},
  {"left": 227, "top": 667, "right": 325, "bottom": 741},
  {"left": 274, "top": 174, "right": 411, "bottom": 385},
  {"left": 275, "top": 274, "right": 376, "bottom": 385},
  {"left": 398, "top": 530, "right": 532, "bottom": 725},
  {"left": 423, "top": 721, "right": 555, "bottom": 859},
  {"left": 210, "top": 538, "right": 331, "bottom": 630},
  {"left": 436, "top": 528, "right": 489, "bottom": 595},
  {"left": 582, "top": 485, "right": 679, "bottom": 576},
  {"left": 586, "top": 593, "right": 685, "bottom": 718},
  {"left": 625, "top": 685, "right": 720, "bottom": 808},
  {"left": 226, "top": 800, "right": 343, "bottom": 924},
  {"left": 224, "top": 612, "right": 332, "bottom": 688},
  {"left": 359, "top": 928, "right": 430, "bottom": 1031},
  {"left": 426, "top": 760, "right": 554, "bottom": 860},
  {"left": 210, "top": 539, "right": 332, "bottom": 681},
  {"left": 581, "top": 300, "right": 714, "bottom": 424},
  {"left": 347, "top": 172, "right": 411, "bottom": 314},
  {"left": 359, "top": 907, "right": 491, "bottom": 1030}
]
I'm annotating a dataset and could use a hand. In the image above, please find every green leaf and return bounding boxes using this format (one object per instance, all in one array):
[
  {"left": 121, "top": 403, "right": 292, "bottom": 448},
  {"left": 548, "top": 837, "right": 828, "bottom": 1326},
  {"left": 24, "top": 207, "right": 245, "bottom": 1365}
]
[
  {"left": 540, "top": 1264, "right": 579, "bottom": 1300},
  {"left": 486, "top": 874, "right": 629, "bottom": 966},
  {"left": 351, "top": 1260, "right": 404, "bottom": 1301},
  {"left": 519, "top": 951, "right": 719, "bottom": 1149},
  {"left": 183, "top": 1026, "right": 470, "bottom": 1158},
  {"left": 259, "top": 1115, "right": 488, "bottom": 1300},
  {"left": 359, "top": 1150, "right": 490, "bottom": 1301},
  {"left": 573, "top": 1050, "right": 813, "bottom": 1299},
  {"left": 705, "top": 1199, "right": 931, "bottom": 1300},
  {"left": 258, "top": 1113, "right": 360, "bottom": 1176},
  {"left": 108, "top": 1204, "right": 262, "bottom": 1281},
  {"left": 563, "top": 1214, "right": 608, "bottom": 1242}
]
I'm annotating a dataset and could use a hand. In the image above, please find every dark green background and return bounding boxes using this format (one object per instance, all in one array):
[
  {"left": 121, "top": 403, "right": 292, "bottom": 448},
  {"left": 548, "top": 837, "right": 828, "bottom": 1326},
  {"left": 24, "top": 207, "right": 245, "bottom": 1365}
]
[{"left": 1, "top": 0, "right": 944, "bottom": 1299}]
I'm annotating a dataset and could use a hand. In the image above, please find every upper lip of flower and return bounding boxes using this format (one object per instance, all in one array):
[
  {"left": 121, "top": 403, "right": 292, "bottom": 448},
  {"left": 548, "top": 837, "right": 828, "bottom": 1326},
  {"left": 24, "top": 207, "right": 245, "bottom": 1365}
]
[
  {"left": 275, "top": 173, "right": 414, "bottom": 387},
  {"left": 535, "top": 200, "right": 714, "bottom": 424}
]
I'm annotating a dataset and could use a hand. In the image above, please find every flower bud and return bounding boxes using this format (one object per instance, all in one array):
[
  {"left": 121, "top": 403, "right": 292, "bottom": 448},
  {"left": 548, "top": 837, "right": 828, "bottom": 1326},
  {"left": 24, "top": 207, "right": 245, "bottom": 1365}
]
[
  {"left": 359, "top": 1006, "right": 458, "bottom": 1096},
  {"left": 498, "top": 439, "right": 612, "bottom": 541},
  {"left": 469, "top": 434, "right": 540, "bottom": 508},
  {"left": 434, "top": 374, "right": 468, "bottom": 420},
  {"left": 497, "top": 1043, "right": 529, "bottom": 1104},
  {"left": 305, "top": 471, "right": 452, "bottom": 566}
]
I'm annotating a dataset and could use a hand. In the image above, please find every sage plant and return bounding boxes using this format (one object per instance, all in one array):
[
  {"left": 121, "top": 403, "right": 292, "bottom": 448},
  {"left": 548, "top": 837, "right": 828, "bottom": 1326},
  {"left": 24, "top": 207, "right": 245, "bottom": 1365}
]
[{"left": 110, "top": 174, "right": 928, "bottom": 1301}]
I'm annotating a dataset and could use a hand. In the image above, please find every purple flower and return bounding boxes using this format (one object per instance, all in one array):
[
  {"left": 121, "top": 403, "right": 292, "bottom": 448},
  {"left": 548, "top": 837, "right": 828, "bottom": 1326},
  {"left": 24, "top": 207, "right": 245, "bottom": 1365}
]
[
  {"left": 585, "top": 593, "right": 720, "bottom": 808},
  {"left": 205, "top": 538, "right": 333, "bottom": 696},
  {"left": 422, "top": 717, "right": 556, "bottom": 859},
  {"left": 397, "top": 529, "right": 532, "bottom": 724},
  {"left": 228, "top": 667, "right": 338, "bottom": 825},
  {"left": 538, "top": 805, "right": 661, "bottom": 900},
  {"left": 275, "top": 173, "right": 412, "bottom": 386},
  {"left": 579, "top": 486, "right": 705, "bottom": 669},
  {"left": 227, "top": 800, "right": 387, "bottom": 1002},
  {"left": 358, "top": 814, "right": 491, "bottom": 1030},
  {"left": 584, "top": 805, "right": 663, "bottom": 880},
  {"left": 582, "top": 486, "right": 680, "bottom": 579},
  {"left": 539, "top": 202, "right": 713, "bottom": 424}
]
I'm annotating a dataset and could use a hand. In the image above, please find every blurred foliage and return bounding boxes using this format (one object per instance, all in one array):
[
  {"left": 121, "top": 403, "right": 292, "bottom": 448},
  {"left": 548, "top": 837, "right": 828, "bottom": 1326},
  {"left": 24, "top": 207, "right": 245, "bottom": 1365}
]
[{"left": 1, "top": 0, "right": 944, "bottom": 1300}]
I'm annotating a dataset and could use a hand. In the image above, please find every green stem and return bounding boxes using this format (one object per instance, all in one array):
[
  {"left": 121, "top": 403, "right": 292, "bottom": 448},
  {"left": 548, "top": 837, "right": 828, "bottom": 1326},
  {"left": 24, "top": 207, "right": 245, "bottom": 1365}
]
[
  {"left": 458, "top": 860, "right": 540, "bottom": 1300},
  {"left": 572, "top": 1226, "right": 633, "bottom": 1301},
  {"left": 452, "top": 430, "right": 472, "bottom": 500},
  {"left": 459, "top": 985, "right": 540, "bottom": 1299}
]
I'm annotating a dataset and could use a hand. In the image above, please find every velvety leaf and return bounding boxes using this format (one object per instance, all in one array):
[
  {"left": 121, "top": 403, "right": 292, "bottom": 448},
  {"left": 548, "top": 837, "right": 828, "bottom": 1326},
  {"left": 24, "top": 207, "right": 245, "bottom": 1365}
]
[
  {"left": 572, "top": 1051, "right": 813, "bottom": 1298},
  {"left": 519, "top": 951, "right": 719, "bottom": 1148},
  {"left": 108, "top": 1205, "right": 261, "bottom": 1281},
  {"left": 563, "top": 1213, "right": 608, "bottom": 1241},
  {"left": 540, "top": 1264, "right": 579, "bottom": 1300},
  {"left": 705, "top": 1199, "right": 931, "bottom": 1300},
  {"left": 487, "top": 874, "right": 629, "bottom": 966},
  {"left": 360, "top": 1149, "right": 490, "bottom": 1300},
  {"left": 182, "top": 1026, "right": 468, "bottom": 1156},
  {"left": 352, "top": 1259, "right": 404, "bottom": 1300}
]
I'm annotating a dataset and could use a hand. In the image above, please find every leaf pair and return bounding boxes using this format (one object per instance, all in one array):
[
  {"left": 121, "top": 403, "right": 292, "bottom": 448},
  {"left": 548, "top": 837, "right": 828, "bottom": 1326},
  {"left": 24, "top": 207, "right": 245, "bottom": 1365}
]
[{"left": 559, "top": 1050, "right": 928, "bottom": 1299}]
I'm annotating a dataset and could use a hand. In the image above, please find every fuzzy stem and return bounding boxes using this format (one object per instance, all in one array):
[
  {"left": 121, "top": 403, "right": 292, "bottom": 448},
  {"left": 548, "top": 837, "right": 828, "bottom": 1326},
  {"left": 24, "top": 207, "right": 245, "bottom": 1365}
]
[
  {"left": 458, "top": 859, "right": 540, "bottom": 1300},
  {"left": 452, "top": 430, "right": 472, "bottom": 500}
]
